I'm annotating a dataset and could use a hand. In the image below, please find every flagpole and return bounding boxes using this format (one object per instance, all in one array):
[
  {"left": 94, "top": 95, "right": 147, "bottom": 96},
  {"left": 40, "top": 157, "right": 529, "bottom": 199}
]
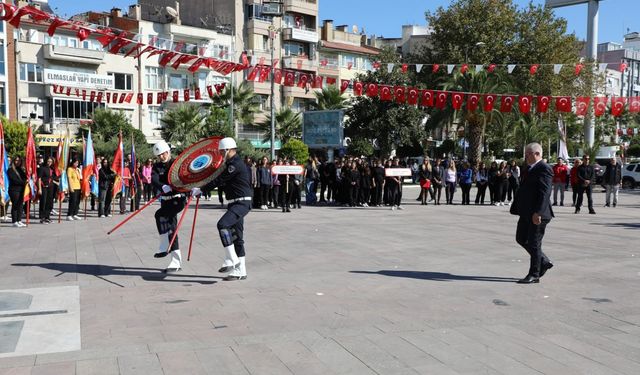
[
  {"left": 187, "top": 197, "right": 200, "bottom": 261},
  {"left": 84, "top": 197, "right": 87, "bottom": 220},
  {"left": 26, "top": 201, "right": 30, "bottom": 226},
  {"left": 58, "top": 198, "right": 62, "bottom": 223}
]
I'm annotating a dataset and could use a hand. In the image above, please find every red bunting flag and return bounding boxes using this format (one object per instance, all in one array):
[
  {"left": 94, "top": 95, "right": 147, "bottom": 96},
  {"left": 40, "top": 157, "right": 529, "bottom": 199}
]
[
  {"left": 372, "top": 61, "right": 381, "bottom": 70},
  {"left": 536, "top": 96, "right": 551, "bottom": 113},
  {"left": 394, "top": 86, "right": 406, "bottom": 103},
  {"left": 111, "top": 93, "right": 118, "bottom": 103},
  {"left": 620, "top": 62, "right": 628, "bottom": 72},
  {"left": 518, "top": 95, "right": 533, "bottom": 113},
  {"left": 432, "top": 64, "right": 440, "bottom": 73},
  {"left": 500, "top": 95, "right": 515, "bottom": 113},
  {"left": 574, "top": 64, "right": 584, "bottom": 75},
  {"left": 247, "top": 65, "right": 259, "bottom": 81},
  {"left": 147, "top": 93, "right": 154, "bottom": 104},
  {"left": 96, "top": 92, "right": 103, "bottom": 103},
  {"left": 629, "top": 97, "right": 640, "bottom": 113},
  {"left": 407, "top": 88, "right": 419, "bottom": 105},
  {"left": 340, "top": 79, "right": 350, "bottom": 93},
  {"left": 326, "top": 77, "right": 336, "bottom": 85},
  {"left": 487, "top": 64, "right": 497, "bottom": 73},
  {"left": 172, "top": 91, "right": 179, "bottom": 102},
  {"left": 184, "top": 89, "right": 190, "bottom": 102},
  {"left": 215, "top": 83, "right": 226, "bottom": 94},
  {"left": 353, "top": 82, "right": 364, "bottom": 96},
  {"left": 380, "top": 85, "right": 393, "bottom": 101},
  {"left": 483, "top": 94, "right": 497, "bottom": 112},
  {"left": 284, "top": 71, "right": 296, "bottom": 86},
  {"left": 555, "top": 96, "right": 572, "bottom": 112},
  {"left": 435, "top": 92, "right": 448, "bottom": 109},
  {"left": 273, "top": 69, "right": 283, "bottom": 84},
  {"left": 194, "top": 87, "right": 201, "bottom": 100},
  {"left": 347, "top": 62, "right": 353, "bottom": 70},
  {"left": 312, "top": 75, "right": 323, "bottom": 89},
  {"left": 467, "top": 94, "right": 480, "bottom": 111},
  {"left": 89, "top": 91, "right": 96, "bottom": 102},
  {"left": 451, "top": 92, "right": 464, "bottom": 110},
  {"left": 136, "top": 93, "right": 143, "bottom": 105},
  {"left": 366, "top": 83, "right": 379, "bottom": 97},
  {"left": 421, "top": 90, "right": 434, "bottom": 107},
  {"left": 124, "top": 93, "right": 133, "bottom": 103},
  {"left": 298, "top": 73, "right": 310, "bottom": 88},
  {"left": 77, "top": 28, "right": 91, "bottom": 41},
  {"left": 460, "top": 64, "right": 468, "bottom": 74},
  {"left": 611, "top": 97, "right": 626, "bottom": 117},
  {"left": 529, "top": 65, "right": 539, "bottom": 75},
  {"left": 575, "top": 97, "right": 590, "bottom": 116},
  {"left": 401, "top": 64, "right": 408, "bottom": 73},
  {"left": 157, "top": 92, "right": 164, "bottom": 104}
]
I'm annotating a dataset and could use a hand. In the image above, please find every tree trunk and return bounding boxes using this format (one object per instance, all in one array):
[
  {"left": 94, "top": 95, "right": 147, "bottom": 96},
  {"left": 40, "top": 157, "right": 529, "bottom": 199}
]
[{"left": 467, "top": 120, "right": 484, "bottom": 165}]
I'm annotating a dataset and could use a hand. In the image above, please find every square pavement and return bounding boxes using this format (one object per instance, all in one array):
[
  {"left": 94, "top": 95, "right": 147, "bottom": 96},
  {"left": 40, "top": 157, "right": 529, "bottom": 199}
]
[{"left": 0, "top": 185, "right": 639, "bottom": 374}]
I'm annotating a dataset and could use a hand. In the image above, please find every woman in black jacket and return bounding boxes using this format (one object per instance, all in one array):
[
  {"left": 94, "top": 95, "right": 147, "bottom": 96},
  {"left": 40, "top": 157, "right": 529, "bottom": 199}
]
[
  {"left": 431, "top": 159, "right": 445, "bottom": 205},
  {"left": 98, "top": 158, "right": 115, "bottom": 217},
  {"left": 7, "top": 156, "right": 27, "bottom": 226}
]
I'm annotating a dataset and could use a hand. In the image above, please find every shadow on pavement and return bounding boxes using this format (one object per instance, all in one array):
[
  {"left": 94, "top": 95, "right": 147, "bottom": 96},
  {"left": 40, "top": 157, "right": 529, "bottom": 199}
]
[
  {"left": 11, "top": 262, "right": 221, "bottom": 286},
  {"left": 350, "top": 270, "right": 519, "bottom": 283},
  {"left": 591, "top": 222, "right": 640, "bottom": 230}
]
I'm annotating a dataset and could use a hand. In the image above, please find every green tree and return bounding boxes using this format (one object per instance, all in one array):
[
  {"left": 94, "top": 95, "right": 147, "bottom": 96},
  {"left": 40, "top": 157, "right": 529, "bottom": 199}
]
[
  {"left": 279, "top": 139, "right": 309, "bottom": 162},
  {"left": 210, "top": 82, "right": 260, "bottom": 126},
  {"left": 2, "top": 116, "right": 29, "bottom": 159},
  {"left": 87, "top": 109, "right": 153, "bottom": 161},
  {"left": 347, "top": 137, "right": 375, "bottom": 157},
  {"left": 159, "top": 104, "right": 207, "bottom": 151},
  {"left": 313, "top": 85, "right": 349, "bottom": 110},
  {"left": 236, "top": 139, "right": 268, "bottom": 161},
  {"left": 257, "top": 108, "right": 302, "bottom": 144},
  {"left": 205, "top": 107, "right": 234, "bottom": 138}
]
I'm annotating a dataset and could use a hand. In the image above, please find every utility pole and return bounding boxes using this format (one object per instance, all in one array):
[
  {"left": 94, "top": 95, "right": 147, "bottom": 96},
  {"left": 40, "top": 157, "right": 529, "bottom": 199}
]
[{"left": 263, "top": 0, "right": 283, "bottom": 160}]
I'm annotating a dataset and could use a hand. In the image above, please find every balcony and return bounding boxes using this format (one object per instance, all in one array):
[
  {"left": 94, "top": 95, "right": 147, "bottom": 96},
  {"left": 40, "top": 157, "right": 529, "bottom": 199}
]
[
  {"left": 44, "top": 45, "right": 105, "bottom": 65},
  {"left": 284, "top": 0, "right": 317, "bottom": 16},
  {"left": 245, "top": 80, "right": 272, "bottom": 95},
  {"left": 282, "top": 56, "right": 317, "bottom": 71},
  {"left": 246, "top": 17, "right": 272, "bottom": 36},
  {"left": 283, "top": 85, "right": 316, "bottom": 99},
  {"left": 282, "top": 27, "right": 318, "bottom": 43}
]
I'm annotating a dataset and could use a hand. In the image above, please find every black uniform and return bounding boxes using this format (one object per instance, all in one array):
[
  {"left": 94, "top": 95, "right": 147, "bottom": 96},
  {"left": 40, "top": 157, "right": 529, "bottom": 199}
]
[
  {"left": 37, "top": 165, "right": 53, "bottom": 221},
  {"left": 7, "top": 166, "right": 26, "bottom": 223},
  {"left": 202, "top": 154, "right": 253, "bottom": 258},
  {"left": 152, "top": 158, "right": 186, "bottom": 252}
]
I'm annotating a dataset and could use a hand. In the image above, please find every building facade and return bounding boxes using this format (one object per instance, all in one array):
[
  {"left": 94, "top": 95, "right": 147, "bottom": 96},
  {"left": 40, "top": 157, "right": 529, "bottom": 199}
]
[
  {"left": 1, "top": 0, "right": 10, "bottom": 118},
  {"left": 597, "top": 37, "right": 640, "bottom": 98}
]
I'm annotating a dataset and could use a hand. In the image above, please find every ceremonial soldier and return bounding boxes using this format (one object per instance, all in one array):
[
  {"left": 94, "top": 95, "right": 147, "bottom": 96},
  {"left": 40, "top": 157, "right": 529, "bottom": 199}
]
[
  {"left": 191, "top": 137, "right": 252, "bottom": 281},
  {"left": 151, "top": 140, "right": 186, "bottom": 273}
]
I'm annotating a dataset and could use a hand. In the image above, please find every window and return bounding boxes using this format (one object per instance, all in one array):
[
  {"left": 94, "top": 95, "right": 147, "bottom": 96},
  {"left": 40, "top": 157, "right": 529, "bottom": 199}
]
[
  {"left": 340, "top": 54, "right": 356, "bottom": 68},
  {"left": 262, "top": 36, "right": 269, "bottom": 51},
  {"left": 253, "top": 94, "right": 269, "bottom": 111},
  {"left": 19, "top": 63, "right": 43, "bottom": 83},
  {"left": 145, "top": 67, "right": 164, "bottom": 90},
  {"left": 148, "top": 106, "right": 163, "bottom": 128},
  {"left": 283, "top": 42, "right": 305, "bottom": 57},
  {"left": 82, "top": 39, "right": 102, "bottom": 50},
  {"left": 0, "top": 85, "right": 6, "bottom": 116},
  {"left": 245, "top": 4, "right": 274, "bottom": 22},
  {"left": 627, "top": 165, "right": 635, "bottom": 172},
  {"left": 52, "top": 99, "right": 103, "bottom": 120},
  {"left": 636, "top": 164, "right": 640, "bottom": 172},
  {"left": 168, "top": 73, "right": 188, "bottom": 90},
  {"left": 196, "top": 72, "right": 208, "bottom": 91},
  {"left": 108, "top": 73, "right": 133, "bottom": 90},
  {"left": 0, "top": 43, "right": 5, "bottom": 76}
]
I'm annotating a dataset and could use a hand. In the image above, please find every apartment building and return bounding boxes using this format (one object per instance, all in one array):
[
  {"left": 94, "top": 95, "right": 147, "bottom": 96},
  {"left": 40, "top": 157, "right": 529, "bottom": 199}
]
[
  {"left": 368, "top": 25, "right": 432, "bottom": 58},
  {"left": 1, "top": 0, "right": 10, "bottom": 118},
  {"left": 596, "top": 39, "right": 640, "bottom": 98},
  {"left": 318, "top": 20, "right": 380, "bottom": 96},
  {"left": 11, "top": 1, "right": 231, "bottom": 144}
]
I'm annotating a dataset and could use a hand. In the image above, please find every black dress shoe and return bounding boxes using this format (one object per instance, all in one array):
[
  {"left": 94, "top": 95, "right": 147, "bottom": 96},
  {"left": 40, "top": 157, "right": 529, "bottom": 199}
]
[
  {"left": 574, "top": 209, "right": 580, "bottom": 214},
  {"left": 540, "top": 262, "right": 554, "bottom": 277},
  {"left": 154, "top": 251, "right": 169, "bottom": 258},
  {"left": 516, "top": 276, "right": 540, "bottom": 284},
  {"left": 589, "top": 210, "right": 596, "bottom": 214}
]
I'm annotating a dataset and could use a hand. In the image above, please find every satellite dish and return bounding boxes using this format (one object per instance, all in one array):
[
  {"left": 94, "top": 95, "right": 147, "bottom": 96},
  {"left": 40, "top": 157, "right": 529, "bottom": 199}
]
[{"left": 166, "top": 6, "right": 179, "bottom": 18}]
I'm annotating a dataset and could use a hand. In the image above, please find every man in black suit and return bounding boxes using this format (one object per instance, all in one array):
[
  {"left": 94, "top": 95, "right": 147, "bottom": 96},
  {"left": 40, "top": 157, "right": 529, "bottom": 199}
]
[
  {"left": 510, "top": 143, "right": 554, "bottom": 284},
  {"left": 575, "top": 155, "right": 596, "bottom": 214}
]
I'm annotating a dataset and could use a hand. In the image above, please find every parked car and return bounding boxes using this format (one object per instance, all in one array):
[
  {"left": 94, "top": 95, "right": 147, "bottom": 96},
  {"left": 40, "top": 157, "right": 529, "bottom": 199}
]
[{"left": 622, "top": 163, "right": 640, "bottom": 189}]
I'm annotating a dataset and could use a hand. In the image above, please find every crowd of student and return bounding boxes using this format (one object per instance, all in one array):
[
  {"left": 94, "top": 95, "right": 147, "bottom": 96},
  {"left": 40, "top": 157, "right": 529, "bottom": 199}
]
[{"left": 2, "top": 151, "right": 624, "bottom": 227}]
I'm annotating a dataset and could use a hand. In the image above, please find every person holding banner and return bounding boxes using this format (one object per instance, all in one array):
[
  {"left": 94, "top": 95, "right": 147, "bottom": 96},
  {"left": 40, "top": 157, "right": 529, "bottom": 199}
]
[
  {"left": 191, "top": 137, "right": 252, "bottom": 281},
  {"left": 8, "top": 156, "right": 27, "bottom": 227},
  {"left": 151, "top": 140, "right": 186, "bottom": 273},
  {"left": 386, "top": 158, "right": 404, "bottom": 210}
]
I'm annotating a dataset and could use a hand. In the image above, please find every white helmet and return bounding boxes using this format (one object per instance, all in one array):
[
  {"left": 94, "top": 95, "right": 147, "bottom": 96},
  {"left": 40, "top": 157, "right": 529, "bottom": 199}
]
[
  {"left": 153, "top": 140, "right": 171, "bottom": 156},
  {"left": 219, "top": 137, "right": 237, "bottom": 150}
]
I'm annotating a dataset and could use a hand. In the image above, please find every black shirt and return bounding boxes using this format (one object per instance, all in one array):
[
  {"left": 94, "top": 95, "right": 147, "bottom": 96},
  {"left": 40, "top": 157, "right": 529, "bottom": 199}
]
[
  {"left": 152, "top": 159, "right": 176, "bottom": 195},
  {"left": 203, "top": 154, "right": 252, "bottom": 200},
  {"left": 37, "top": 165, "right": 52, "bottom": 187},
  {"left": 8, "top": 166, "right": 26, "bottom": 192}
]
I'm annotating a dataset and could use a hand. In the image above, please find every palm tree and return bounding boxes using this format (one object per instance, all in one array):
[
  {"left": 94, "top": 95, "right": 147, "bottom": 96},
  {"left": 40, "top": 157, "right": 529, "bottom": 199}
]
[
  {"left": 313, "top": 85, "right": 349, "bottom": 110},
  {"left": 257, "top": 108, "right": 302, "bottom": 144},
  {"left": 210, "top": 82, "right": 260, "bottom": 126},
  {"left": 513, "top": 113, "right": 548, "bottom": 157},
  {"left": 159, "top": 104, "right": 207, "bottom": 151},
  {"left": 440, "top": 70, "right": 512, "bottom": 164}
]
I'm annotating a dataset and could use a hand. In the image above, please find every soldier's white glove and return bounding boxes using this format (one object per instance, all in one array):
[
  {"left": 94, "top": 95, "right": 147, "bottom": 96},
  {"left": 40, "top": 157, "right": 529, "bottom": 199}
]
[
  {"left": 162, "top": 184, "right": 172, "bottom": 194},
  {"left": 191, "top": 187, "right": 202, "bottom": 197}
]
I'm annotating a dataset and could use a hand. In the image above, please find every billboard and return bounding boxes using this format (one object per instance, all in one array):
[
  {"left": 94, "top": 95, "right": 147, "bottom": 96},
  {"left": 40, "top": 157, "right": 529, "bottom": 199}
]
[
  {"left": 44, "top": 69, "right": 115, "bottom": 90},
  {"left": 302, "top": 110, "right": 344, "bottom": 148}
]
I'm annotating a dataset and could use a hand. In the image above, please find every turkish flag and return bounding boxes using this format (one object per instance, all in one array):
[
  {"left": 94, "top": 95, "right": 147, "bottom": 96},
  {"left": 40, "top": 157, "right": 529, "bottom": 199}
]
[
  {"left": 617, "top": 128, "right": 624, "bottom": 136},
  {"left": 247, "top": 65, "right": 259, "bottom": 81},
  {"left": 536, "top": 96, "right": 551, "bottom": 113},
  {"left": 518, "top": 95, "right": 533, "bottom": 114},
  {"left": 483, "top": 94, "right": 497, "bottom": 112},
  {"left": 96, "top": 92, "right": 103, "bottom": 103},
  {"left": 136, "top": 93, "right": 143, "bottom": 105},
  {"left": 401, "top": 64, "right": 408, "bottom": 73},
  {"left": 172, "top": 91, "right": 179, "bottom": 103},
  {"left": 467, "top": 94, "right": 480, "bottom": 111},
  {"left": 105, "top": 92, "right": 111, "bottom": 102},
  {"left": 394, "top": 86, "right": 406, "bottom": 103},
  {"left": 629, "top": 97, "right": 640, "bottom": 113},
  {"left": 555, "top": 96, "right": 572, "bottom": 113},
  {"left": 89, "top": 91, "right": 96, "bottom": 102},
  {"left": 421, "top": 90, "right": 434, "bottom": 107},
  {"left": 451, "top": 92, "right": 464, "bottom": 110},
  {"left": 121, "top": 92, "right": 131, "bottom": 103},
  {"left": 194, "top": 87, "right": 201, "bottom": 100},
  {"left": 326, "top": 77, "right": 336, "bottom": 85},
  {"left": 259, "top": 67, "right": 270, "bottom": 83},
  {"left": 487, "top": 64, "right": 497, "bottom": 73},
  {"left": 119, "top": 92, "right": 127, "bottom": 104},
  {"left": 298, "top": 73, "right": 310, "bottom": 88},
  {"left": 575, "top": 97, "right": 591, "bottom": 116},
  {"left": 184, "top": 89, "right": 190, "bottom": 102},
  {"left": 407, "top": 88, "right": 419, "bottom": 105},
  {"left": 157, "top": 92, "right": 164, "bottom": 104},
  {"left": 111, "top": 93, "right": 117, "bottom": 103},
  {"left": 574, "top": 64, "right": 584, "bottom": 75},
  {"left": 353, "top": 81, "right": 364, "bottom": 96},
  {"left": 500, "top": 95, "right": 515, "bottom": 113},
  {"left": 432, "top": 64, "right": 440, "bottom": 73},
  {"left": 81, "top": 90, "right": 87, "bottom": 101},
  {"left": 147, "top": 92, "right": 154, "bottom": 104},
  {"left": 611, "top": 97, "right": 626, "bottom": 117},
  {"left": 284, "top": 71, "right": 296, "bottom": 86},
  {"left": 380, "top": 86, "right": 393, "bottom": 101},
  {"left": 366, "top": 83, "right": 379, "bottom": 97},
  {"left": 620, "top": 63, "right": 628, "bottom": 72},
  {"left": 628, "top": 128, "right": 634, "bottom": 136},
  {"left": 312, "top": 75, "right": 323, "bottom": 89},
  {"left": 435, "top": 92, "right": 448, "bottom": 109},
  {"left": 273, "top": 69, "right": 283, "bottom": 84},
  {"left": 372, "top": 61, "right": 381, "bottom": 70},
  {"left": 163, "top": 92, "right": 169, "bottom": 100},
  {"left": 460, "top": 64, "right": 468, "bottom": 74},
  {"left": 529, "top": 65, "right": 539, "bottom": 75},
  {"left": 340, "top": 79, "right": 350, "bottom": 93}
]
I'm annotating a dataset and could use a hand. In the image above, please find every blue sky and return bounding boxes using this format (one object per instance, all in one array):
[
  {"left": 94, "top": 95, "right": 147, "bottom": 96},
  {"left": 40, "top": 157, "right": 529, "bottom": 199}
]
[{"left": 49, "top": 0, "right": 639, "bottom": 44}]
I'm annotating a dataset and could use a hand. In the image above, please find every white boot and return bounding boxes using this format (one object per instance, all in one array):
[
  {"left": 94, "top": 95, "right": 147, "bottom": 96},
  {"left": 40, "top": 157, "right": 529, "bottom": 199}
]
[
  {"left": 165, "top": 250, "right": 182, "bottom": 273},
  {"left": 154, "top": 233, "right": 170, "bottom": 258},
  {"left": 218, "top": 245, "right": 240, "bottom": 273},
  {"left": 225, "top": 257, "right": 246, "bottom": 281}
]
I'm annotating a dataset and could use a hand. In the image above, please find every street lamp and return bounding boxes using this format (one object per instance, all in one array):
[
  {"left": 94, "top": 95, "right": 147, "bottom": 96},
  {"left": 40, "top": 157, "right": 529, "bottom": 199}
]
[{"left": 268, "top": 24, "right": 282, "bottom": 160}]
